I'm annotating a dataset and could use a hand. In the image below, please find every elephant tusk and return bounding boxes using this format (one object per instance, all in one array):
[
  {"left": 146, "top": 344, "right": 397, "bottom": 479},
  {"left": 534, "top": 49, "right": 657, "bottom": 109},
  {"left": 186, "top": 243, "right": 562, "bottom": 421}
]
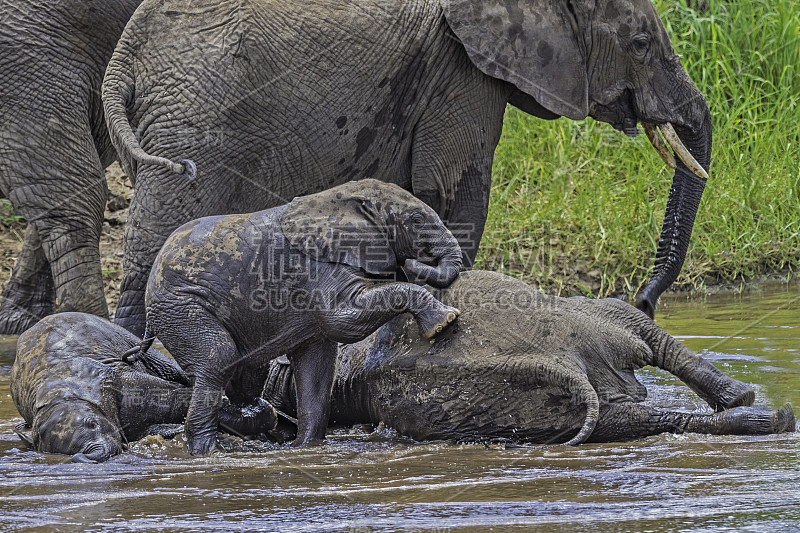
[
  {"left": 658, "top": 123, "right": 709, "bottom": 179},
  {"left": 642, "top": 123, "right": 676, "bottom": 170}
]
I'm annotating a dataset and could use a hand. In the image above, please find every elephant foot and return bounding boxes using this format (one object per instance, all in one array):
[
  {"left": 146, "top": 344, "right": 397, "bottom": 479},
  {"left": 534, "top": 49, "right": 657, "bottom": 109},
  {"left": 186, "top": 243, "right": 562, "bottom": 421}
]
[
  {"left": 772, "top": 403, "right": 797, "bottom": 433},
  {"left": 219, "top": 399, "right": 279, "bottom": 437},
  {"left": 185, "top": 428, "right": 219, "bottom": 456},
  {"left": 690, "top": 404, "right": 797, "bottom": 435},
  {"left": 417, "top": 304, "right": 460, "bottom": 339},
  {"left": 288, "top": 435, "right": 325, "bottom": 448},
  {"left": 716, "top": 381, "right": 756, "bottom": 411},
  {"left": 0, "top": 300, "right": 51, "bottom": 335}
]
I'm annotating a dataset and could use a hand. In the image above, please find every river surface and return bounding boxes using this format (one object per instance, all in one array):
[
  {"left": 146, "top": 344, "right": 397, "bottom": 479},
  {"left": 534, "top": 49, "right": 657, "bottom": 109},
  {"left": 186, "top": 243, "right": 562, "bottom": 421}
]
[{"left": 1, "top": 285, "right": 798, "bottom": 531}]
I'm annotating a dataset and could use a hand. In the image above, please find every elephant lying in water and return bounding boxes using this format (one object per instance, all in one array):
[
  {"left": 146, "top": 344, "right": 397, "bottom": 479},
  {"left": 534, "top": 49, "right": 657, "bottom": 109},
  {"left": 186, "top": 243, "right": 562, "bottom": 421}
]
[
  {"left": 262, "top": 270, "right": 796, "bottom": 444},
  {"left": 11, "top": 313, "right": 277, "bottom": 462}
]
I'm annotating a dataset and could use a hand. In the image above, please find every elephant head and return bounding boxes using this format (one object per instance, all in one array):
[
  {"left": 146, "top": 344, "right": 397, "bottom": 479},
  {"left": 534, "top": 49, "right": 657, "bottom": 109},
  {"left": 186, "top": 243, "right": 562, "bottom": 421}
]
[
  {"left": 280, "top": 179, "right": 463, "bottom": 288},
  {"left": 16, "top": 358, "right": 126, "bottom": 463},
  {"left": 21, "top": 402, "right": 125, "bottom": 463},
  {"left": 441, "top": 0, "right": 712, "bottom": 316}
]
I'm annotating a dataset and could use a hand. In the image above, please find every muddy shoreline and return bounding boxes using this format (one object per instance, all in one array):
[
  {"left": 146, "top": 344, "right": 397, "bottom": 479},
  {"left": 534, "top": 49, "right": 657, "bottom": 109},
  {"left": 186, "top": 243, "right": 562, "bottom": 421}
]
[{"left": 0, "top": 163, "right": 795, "bottom": 318}]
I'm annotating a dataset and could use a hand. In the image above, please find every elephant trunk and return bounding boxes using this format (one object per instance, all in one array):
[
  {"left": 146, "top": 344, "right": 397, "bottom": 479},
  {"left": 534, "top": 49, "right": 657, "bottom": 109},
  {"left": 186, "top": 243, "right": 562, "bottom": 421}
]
[
  {"left": 405, "top": 239, "right": 464, "bottom": 289},
  {"left": 636, "top": 107, "right": 712, "bottom": 318},
  {"left": 71, "top": 439, "right": 123, "bottom": 463}
]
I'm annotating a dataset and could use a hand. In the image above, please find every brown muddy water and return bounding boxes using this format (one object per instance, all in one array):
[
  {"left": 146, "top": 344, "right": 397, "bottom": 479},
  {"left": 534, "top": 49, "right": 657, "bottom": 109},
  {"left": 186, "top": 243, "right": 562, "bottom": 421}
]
[{"left": 0, "top": 285, "right": 798, "bottom": 532}]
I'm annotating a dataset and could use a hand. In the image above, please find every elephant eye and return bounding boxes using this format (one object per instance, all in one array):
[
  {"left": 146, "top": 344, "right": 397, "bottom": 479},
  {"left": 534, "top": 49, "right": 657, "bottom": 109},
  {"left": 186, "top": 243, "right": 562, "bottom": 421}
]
[
  {"left": 84, "top": 418, "right": 99, "bottom": 430},
  {"left": 631, "top": 33, "right": 651, "bottom": 57},
  {"left": 410, "top": 213, "right": 426, "bottom": 226}
]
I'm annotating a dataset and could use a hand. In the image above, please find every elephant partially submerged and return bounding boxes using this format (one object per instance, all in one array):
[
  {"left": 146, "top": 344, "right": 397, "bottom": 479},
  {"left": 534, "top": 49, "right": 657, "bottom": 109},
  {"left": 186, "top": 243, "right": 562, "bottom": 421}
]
[
  {"left": 11, "top": 313, "right": 276, "bottom": 463},
  {"left": 0, "top": 0, "right": 143, "bottom": 334},
  {"left": 262, "top": 271, "right": 796, "bottom": 444},
  {"left": 103, "top": 0, "right": 712, "bottom": 335}
]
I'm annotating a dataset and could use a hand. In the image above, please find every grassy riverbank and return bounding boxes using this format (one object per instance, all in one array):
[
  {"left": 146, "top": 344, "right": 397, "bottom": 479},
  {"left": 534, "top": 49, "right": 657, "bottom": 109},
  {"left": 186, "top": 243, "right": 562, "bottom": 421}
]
[{"left": 477, "top": 0, "right": 800, "bottom": 298}]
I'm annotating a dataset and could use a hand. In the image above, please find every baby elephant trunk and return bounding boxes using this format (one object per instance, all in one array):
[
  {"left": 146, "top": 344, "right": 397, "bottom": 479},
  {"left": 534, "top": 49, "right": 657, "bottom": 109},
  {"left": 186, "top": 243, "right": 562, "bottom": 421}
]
[
  {"left": 405, "top": 245, "right": 463, "bottom": 289},
  {"left": 71, "top": 439, "right": 124, "bottom": 463}
]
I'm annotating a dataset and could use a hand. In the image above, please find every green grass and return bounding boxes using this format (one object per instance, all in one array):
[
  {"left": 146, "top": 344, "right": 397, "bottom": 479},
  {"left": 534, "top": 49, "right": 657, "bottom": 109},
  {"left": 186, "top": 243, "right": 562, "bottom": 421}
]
[
  {"left": 477, "top": 0, "right": 800, "bottom": 297},
  {"left": 0, "top": 200, "right": 23, "bottom": 227}
]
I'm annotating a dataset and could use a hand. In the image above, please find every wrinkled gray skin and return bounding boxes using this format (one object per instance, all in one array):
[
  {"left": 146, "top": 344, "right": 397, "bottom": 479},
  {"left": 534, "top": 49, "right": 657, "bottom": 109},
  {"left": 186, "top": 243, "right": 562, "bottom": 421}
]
[
  {"left": 0, "top": 0, "right": 143, "bottom": 334},
  {"left": 103, "top": 0, "right": 712, "bottom": 335},
  {"left": 137, "top": 180, "right": 462, "bottom": 455},
  {"left": 263, "top": 271, "right": 796, "bottom": 445},
  {"left": 11, "top": 312, "right": 277, "bottom": 463},
  {"left": 11, "top": 312, "right": 188, "bottom": 463}
]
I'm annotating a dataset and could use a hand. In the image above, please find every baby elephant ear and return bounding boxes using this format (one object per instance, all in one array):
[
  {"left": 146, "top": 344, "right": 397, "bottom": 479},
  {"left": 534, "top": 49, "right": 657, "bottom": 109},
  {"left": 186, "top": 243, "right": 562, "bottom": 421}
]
[
  {"left": 14, "top": 422, "right": 35, "bottom": 449},
  {"left": 280, "top": 186, "right": 397, "bottom": 276},
  {"left": 440, "top": 0, "right": 590, "bottom": 120}
]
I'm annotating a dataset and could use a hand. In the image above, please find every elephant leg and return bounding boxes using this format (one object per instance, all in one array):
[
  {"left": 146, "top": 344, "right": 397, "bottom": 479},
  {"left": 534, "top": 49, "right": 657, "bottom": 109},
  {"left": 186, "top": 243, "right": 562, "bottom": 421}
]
[
  {"left": 221, "top": 359, "right": 280, "bottom": 438},
  {"left": 116, "top": 174, "right": 195, "bottom": 336},
  {"left": 155, "top": 310, "right": 240, "bottom": 455},
  {"left": 326, "top": 282, "right": 460, "bottom": 342},
  {"left": 410, "top": 75, "right": 509, "bottom": 267},
  {"left": 287, "top": 339, "right": 338, "bottom": 446},
  {"left": 0, "top": 113, "right": 108, "bottom": 329},
  {"left": 684, "top": 404, "right": 796, "bottom": 435},
  {"left": 588, "top": 403, "right": 796, "bottom": 443},
  {"left": 0, "top": 225, "right": 56, "bottom": 334},
  {"left": 117, "top": 370, "right": 192, "bottom": 441},
  {"left": 588, "top": 403, "right": 692, "bottom": 442},
  {"left": 591, "top": 299, "right": 755, "bottom": 411},
  {"left": 647, "top": 330, "right": 755, "bottom": 411},
  {"left": 119, "top": 366, "right": 277, "bottom": 442},
  {"left": 37, "top": 219, "right": 107, "bottom": 318}
]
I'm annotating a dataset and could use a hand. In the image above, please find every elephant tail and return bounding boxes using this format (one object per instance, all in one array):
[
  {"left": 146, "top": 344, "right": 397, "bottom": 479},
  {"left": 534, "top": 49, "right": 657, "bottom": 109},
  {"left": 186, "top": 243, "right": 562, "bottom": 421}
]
[
  {"left": 102, "top": 43, "right": 196, "bottom": 181},
  {"left": 120, "top": 322, "right": 190, "bottom": 385},
  {"left": 530, "top": 359, "right": 599, "bottom": 446},
  {"left": 121, "top": 324, "right": 156, "bottom": 366}
]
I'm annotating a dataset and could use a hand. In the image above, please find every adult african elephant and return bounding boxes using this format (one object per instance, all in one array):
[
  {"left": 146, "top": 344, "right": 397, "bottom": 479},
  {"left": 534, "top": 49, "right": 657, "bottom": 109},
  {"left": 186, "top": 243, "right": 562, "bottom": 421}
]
[
  {"left": 262, "top": 270, "right": 796, "bottom": 445},
  {"left": 0, "top": 0, "right": 143, "bottom": 334},
  {"left": 103, "top": 0, "right": 711, "bottom": 335}
]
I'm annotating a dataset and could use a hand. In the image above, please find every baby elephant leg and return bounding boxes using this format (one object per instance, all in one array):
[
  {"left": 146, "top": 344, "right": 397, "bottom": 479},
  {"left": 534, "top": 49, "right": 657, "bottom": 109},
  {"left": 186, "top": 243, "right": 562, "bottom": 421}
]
[
  {"left": 158, "top": 314, "right": 241, "bottom": 455},
  {"left": 685, "top": 404, "right": 796, "bottom": 435},
  {"left": 351, "top": 283, "right": 460, "bottom": 340},
  {"left": 287, "top": 339, "right": 338, "bottom": 446},
  {"left": 589, "top": 403, "right": 796, "bottom": 442}
]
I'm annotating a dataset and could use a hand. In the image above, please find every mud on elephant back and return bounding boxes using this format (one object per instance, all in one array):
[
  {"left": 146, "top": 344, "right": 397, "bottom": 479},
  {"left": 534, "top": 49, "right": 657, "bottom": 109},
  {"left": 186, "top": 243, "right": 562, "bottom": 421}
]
[
  {"left": 262, "top": 270, "right": 796, "bottom": 445},
  {"left": 103, "top": 0, "right": 711, "bottom": 336},
  {"left": 0, "top": 0, "right": 145, "bottom": 334}
]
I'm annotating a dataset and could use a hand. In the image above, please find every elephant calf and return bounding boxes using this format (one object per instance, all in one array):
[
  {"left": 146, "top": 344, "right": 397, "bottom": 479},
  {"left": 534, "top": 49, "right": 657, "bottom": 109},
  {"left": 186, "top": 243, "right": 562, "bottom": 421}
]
[
  {"left": 262, "top": 270, "right": 796, "bottom": 445},
  {"left": 131, "top": 179, "right": 462, "bottom": 455},
  {"left": 11, "top": 313, "right": 277, "bottom": 463}
]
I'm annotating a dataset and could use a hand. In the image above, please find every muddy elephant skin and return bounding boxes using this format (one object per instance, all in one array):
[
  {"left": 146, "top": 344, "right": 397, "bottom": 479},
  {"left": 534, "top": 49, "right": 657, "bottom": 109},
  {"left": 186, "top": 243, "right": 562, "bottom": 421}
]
[
  {"left": 11, "top": 312, "right": 276, "bottom": 462},
  {"left": 11, "top": 312, "right": 191, "bottom": 462},
  {"left": 263, "top": 271, "right": 796, "bottom": 445},
  {"left": 137, "top": 180, "right": 462, "bottom": 455},
  {"left": 104, "top": 0, "right": 713, "bottom": 335}
]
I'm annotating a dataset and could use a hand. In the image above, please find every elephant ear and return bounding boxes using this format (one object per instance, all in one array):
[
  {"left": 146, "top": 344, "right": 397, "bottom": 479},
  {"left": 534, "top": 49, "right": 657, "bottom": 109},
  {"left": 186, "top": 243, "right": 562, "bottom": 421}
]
[
  {"left": 440, "top": 0, "right": 590, "bottom": 120},
  {"left": 280, "top": 180, "right": 399, "bottom": 276},
  {"left": 14, "top": 422, "right": 35, "bottom": 449},
  {"left": 33, "top": 360, "right": 120, "bottom": 418}
]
